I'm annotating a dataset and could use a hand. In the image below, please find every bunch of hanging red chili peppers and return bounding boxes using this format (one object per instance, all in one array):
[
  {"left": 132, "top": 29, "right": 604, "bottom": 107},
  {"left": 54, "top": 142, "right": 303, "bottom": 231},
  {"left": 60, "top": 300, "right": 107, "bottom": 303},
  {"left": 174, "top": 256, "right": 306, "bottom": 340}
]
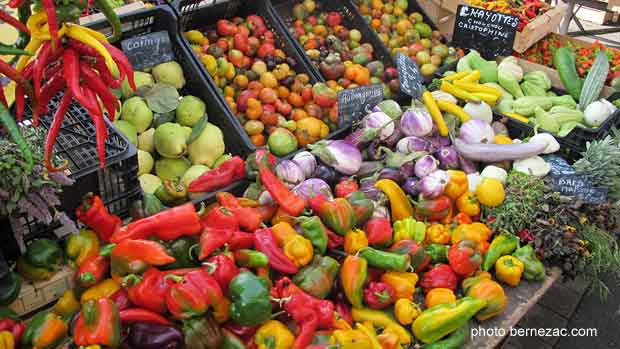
[{"left": 0, "top": 0, "right": 131, "bottom": 172}]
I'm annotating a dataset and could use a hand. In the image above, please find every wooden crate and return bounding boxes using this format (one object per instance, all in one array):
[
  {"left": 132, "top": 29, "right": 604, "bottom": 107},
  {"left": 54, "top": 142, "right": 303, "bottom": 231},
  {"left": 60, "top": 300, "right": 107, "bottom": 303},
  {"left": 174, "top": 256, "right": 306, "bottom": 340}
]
[
  {"left": 422, "top": 0, "right": 567, "bottom": 53},
  {"left": 7, "top": 267, "right": 74, "bottom": 316}
]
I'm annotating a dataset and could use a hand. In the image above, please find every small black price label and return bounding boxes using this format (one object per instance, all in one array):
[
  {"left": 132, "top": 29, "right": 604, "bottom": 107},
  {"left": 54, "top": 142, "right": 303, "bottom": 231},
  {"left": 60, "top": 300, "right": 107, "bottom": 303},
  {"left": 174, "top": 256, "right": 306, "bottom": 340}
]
[
  {"left": 452, "top": 5, "right": 519, "bottom": 59},
  {"left": 121, "top": 31, "right": 175, "bottom": 71},
  {"left": 395, "top": 52, "right": 423, "bottom": 98},
  {"left": 548, "top": 174, "right": 608, "bottom": 204},
  {"left": 338, "top": 84, "right": 384, "bottom": 127}
]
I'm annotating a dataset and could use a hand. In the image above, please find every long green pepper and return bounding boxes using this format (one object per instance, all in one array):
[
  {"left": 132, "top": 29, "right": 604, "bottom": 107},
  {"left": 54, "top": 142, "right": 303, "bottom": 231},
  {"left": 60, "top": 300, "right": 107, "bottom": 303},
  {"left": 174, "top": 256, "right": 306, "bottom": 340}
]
[
  {"left": 0, "top": 103, "right": 33, "bottom": 172},
  {"left": 482, "top": 233, "right": 520, "bottom": 271},
  {"left": 234, "top": 249, "right": 269, "bottom": 268},
  {"left": 359, "top": 247, "right": 410, "bottom": 272},
  {"left": 298, "top": 216, "right": 328, "bottom": 255}
]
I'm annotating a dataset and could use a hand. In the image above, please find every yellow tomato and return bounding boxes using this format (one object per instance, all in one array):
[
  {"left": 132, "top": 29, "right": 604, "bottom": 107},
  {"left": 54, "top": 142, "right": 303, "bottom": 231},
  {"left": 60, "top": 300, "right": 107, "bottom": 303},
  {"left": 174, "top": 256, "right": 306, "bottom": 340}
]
[{"left": 476, "top": 178, "right": 505, "bottom": 207}]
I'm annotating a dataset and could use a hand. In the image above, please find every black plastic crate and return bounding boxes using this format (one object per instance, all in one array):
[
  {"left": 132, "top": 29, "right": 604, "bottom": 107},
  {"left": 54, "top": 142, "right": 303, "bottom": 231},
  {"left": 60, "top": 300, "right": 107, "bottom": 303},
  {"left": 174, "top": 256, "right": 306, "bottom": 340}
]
[
  {"left": 88, "top": 5, "right": 253, "bottom": 203},
  {"left": 176, "top": 0, "right": 353, "bottom": 156}
]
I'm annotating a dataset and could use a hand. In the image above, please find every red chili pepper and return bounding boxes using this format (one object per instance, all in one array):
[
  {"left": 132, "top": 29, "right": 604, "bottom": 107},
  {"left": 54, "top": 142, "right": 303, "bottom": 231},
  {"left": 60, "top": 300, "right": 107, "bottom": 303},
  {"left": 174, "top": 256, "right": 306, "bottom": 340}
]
[
  {"left": 80, "top": 61, "right": 120, "bottom": 121},
  {"left": 124, "top": 268, "right": 174, "bottom": 314},
  {"left": 199, "top": 227, "right": 233, "bottom": 261},
  {"left": 44, "top": 89, "right": 72, "bottom": 172},
  {"left": 0, "top": 88, "right": 7, "bottom": 108},
  {"left": 38, "top": 69, "right": 66, "bottom": 117},
  {"left": 75, "top": 193, "right": 122, "bottom": 242},
  {"left": 188, "top": 156, "right": 246, "bottom": 193},
  {"left": 335, "top": 178, "right": 359, "bottom": 198},
  {"left": 8, "top": 0, "right": 26, "bottom": 8},
  {"left": 229, "top": 231, "right": 254, "bottom": 250},
  {"left": 76, "top": 255, "right": 109, "bottom": 288},
  {"left": 94, "top": 56, "right": 124, "bottom": 89},
  {"left": 103, "top": 43, "right": 136, "bottom": 91},
  {"left": 40, "top": 0, "right": 59, "bottom": 49},
  {"left": 201, "top": 206, "right": 239, "bottom": 230},
  {"left": 0, "top": 8, "right": 29, "bottom": 34},
  {"left": 260, "top": 167, "right": 306, "bottom": 216},
  {"left": 204, "top": 254, "right": 239, "bottom": 294},
  {"left": 14, "top": 84, "right": 24, "bottom": 122},
  {"left": 83, "top": 85, "right": 107, "bottom": 168},
  {"left": 63, "top": 48, "right": 95, "bottom": 112},
  {"left": 110, "top": 288, "right": 132, "bottom": 311},
  {"left": 254, "top": 228, "right": 298, "bottom": 274},
  {"left": 216, "top": 192, "right": 262, "bottom": 232},
  {"left": 32, "top": 41, "right": 52, "bottom": 125},
  {"left": 119, "top": 308, "right": 173, "bottom": 326},
  {"left": 111, "top": 202, "right": 202, "bottom": 242}
]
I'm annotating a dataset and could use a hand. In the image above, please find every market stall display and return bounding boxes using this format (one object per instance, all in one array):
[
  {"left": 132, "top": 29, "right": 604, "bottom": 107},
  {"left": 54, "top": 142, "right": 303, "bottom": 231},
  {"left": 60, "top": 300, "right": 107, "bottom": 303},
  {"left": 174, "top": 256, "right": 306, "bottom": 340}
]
[{"left": 1, "top": 0, "right": 620, "bottom": 348}]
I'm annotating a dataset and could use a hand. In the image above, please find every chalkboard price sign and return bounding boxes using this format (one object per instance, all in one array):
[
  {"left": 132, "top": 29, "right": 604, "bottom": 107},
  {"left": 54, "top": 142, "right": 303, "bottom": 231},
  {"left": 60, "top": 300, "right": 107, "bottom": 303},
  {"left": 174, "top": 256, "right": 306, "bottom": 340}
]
[
  {"left": 338, "top": 84, "right": 384, "bottom": 126},
  {"left": 121, "top": 31, "right": 175, "bottom": 70},
  {"left": 548, "top": 174, "right": 608, "bottom": 204},
  {"left": 396, "top": 52, "right": 423, "bottom": 98},
  {"left": 452, "top": 5, "right": 519, "bottom": 58}
]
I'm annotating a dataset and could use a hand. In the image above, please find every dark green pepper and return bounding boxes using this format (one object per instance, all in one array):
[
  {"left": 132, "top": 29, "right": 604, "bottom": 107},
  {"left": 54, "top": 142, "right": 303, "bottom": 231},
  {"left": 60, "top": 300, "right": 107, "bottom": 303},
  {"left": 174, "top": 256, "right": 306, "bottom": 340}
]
[
  {"left": 234, "top": 249, "right": 269, "bottom": 268},
  {"left": 359, "top": 247, "right": 410, "bottom": 272},
  {"left": 220, "top": 329, "right": 247, "bottom": 349},
  {"left": 24, "top": 239, "right": 63, "bottom": 271},
  {"left": 426, "top": 244, "right": 448, "bottom": 264},
  {"left": 513, "top": 245, "right": 546, "bottom": 281},
  {"left": 346, "top": 191, "right": 375, "bottom": 226},
  {"left": 0, "top": 271, "right": 21, "bottom": 306},
  {"left": 298, "top": 216, "right": 328, "bottom": 255},
  {"left": 424, "top": 322, "right": 470, "bottom": 349},
  {"left": 130, "top": 193, "right": 167, "bottom": 220},
  {"left": 229, "top": 271, "right": 272, "bottom": 326},
  {"left": 482, "top": 233, "right": 519, "bottom": 271},
  {"left": 293, "top": 256, "right": 339, "bottom": 299},
  {"left": 161, "top": 237, "right": 199, "bottom": 270}
]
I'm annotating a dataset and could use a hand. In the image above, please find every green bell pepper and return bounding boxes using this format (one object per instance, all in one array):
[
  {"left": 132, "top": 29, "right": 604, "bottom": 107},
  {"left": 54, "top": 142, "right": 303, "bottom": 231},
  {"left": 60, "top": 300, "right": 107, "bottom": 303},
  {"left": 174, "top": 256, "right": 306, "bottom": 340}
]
[
  {"left": 482, "top": 233, "right": 519, "bottom": 271},
  {"left": 16, "top": 256, "right": 55, "bottom": 281},
  {"left": 0, "top": 271, "right": 21, "bottom": 306},
  {"left": 298, "top": 216, "right": 328, "bottom": 255},
  {"left": 425, "top": 244, "right": 448, "bottom": 264},
  {"left": 412, "top": 297, "right": 486, "bottom": 344},
  {"left": 24, "top": 239, "right": 63, "bottom": 271},
  {"left": 161, "top": 237, "right": 199, "bottom": 270},
  {"left": 359, "top": 247, "right": 410, "bottom": 272},
  {"left": 513, "top": 245, "right": 546, "bottom": 281},
  {"left": 229, "top": 271, "right": 272, "bottom": 326},
  {"left": 293, "top": 256, "right": 339, "bottom": 299},
  {"left": 346, "top": 191, "right": 375, "bottom": 226}
]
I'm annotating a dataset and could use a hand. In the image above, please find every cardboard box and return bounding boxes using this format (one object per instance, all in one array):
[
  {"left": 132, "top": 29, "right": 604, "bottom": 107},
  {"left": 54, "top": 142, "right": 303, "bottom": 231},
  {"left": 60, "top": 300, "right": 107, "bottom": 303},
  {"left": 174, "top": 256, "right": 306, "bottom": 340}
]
[{"left": 8, "top": 266, "right": 74, "bottom": 316}]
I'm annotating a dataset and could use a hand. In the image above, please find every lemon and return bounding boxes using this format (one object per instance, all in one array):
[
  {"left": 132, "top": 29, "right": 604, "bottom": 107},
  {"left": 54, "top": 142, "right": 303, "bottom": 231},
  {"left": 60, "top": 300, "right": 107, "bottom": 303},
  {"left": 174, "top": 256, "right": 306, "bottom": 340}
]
[
  {"left": 476, "top": 178, "right": 505, "bottom": 207},
  {"left": 185, "top": 30, "right": 206, "bottom": 45}
]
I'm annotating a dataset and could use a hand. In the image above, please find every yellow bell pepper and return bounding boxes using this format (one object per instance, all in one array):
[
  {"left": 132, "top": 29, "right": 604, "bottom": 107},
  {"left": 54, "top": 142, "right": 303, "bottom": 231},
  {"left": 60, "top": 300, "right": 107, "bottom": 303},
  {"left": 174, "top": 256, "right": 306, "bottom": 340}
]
[
  {"left": 357, "top": 322, "right": 382, "bottom": 349},
  {"left": 80, "top": 279, "right": 121, "bottom": 303},
  {"left": 351, "top": 307, "right": 411, "bottom": 344},
  {"left": 495, "top": 255, "right": 524, "bottom": 287},
  {"left": 272, "top": 222, "right": 313, "bottom": 267},
  {"left": 375, "top": 179, "right": 413, "bottom": 222},
  {"left": 425, "top": 288, "right": 457, "bottom": 308},
  {"left": 330, "top": 329, "right": 373, "bottom": 349},
  {"left": 443, "top": 170, "right": 468, "bottom": 201},
  {"left": 380, "top": 272, "right": 418, "bottom": 300},
  {"left": 450, "top": 223, "right": 488, "bottom": 251},
  {"left": 456, "top": 191, "right": 481, "bottom": 217},
  {"left": 255, "top": 320, "right": 295, "bottom": 349},
  {"left": 344, "top": 229, "right": 368, "bottom": 254},
  {"left": 65, "top": 229, "right": 100, "bottom": 267},
  {"left": 426, "top": 223, "right": 450, "bottom": 244},
  {"left": 53, "top": 290, "right": 80, "bottom": 319},
  {"left": 0, "top": 331, "right": 13, "bottom": 349},
  {"left": 394, "top": 299, "right": 422, "bottom": 325}
]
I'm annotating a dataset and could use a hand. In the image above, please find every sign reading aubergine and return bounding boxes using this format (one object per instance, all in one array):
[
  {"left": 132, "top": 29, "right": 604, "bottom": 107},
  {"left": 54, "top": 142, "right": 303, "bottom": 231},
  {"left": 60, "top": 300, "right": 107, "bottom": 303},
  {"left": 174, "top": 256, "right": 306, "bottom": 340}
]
[
  {"left": 452, "top": 5, "right": 519, "bottom": 58},
  {"left": 338, "top": 84, "right": 384, "bottom": 127}
]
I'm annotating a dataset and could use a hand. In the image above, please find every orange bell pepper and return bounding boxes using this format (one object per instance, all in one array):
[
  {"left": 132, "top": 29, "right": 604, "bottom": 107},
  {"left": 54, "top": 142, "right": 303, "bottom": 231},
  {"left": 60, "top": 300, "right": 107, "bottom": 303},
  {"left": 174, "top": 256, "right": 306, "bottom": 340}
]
[
  {"left": 425, "top": 288, "right": 456, "bottom": 308},
  {"left": 444, "top": 170, "right": 468, "bottom": 200},
  {"left": 425, "top": 224, "right": 450, "bottom": 244},
  {"left": 344, "top": 229, "right": 368, "bottom": 255},
  {"left": 456, "top": 191, "right": 480, "bottom": 216}
]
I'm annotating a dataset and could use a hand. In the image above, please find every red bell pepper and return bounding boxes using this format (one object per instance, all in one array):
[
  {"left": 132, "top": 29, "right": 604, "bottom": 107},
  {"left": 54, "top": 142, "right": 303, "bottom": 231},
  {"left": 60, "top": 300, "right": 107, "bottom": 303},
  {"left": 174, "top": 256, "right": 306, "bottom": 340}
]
[
  {"left": 229, "top": 231, "right": 254, "bottom": 250},
  {"left": 165, "top": 269, "right": 224, "bottom": 320},
  {"left": 76, "top": 255, "right": 109, "bottom": 289},
  {"left": 254, "top": 228, "right": 298, "bottom": 274},
  {"left": 447, "top": 239, "right": 482, "bottom": 276},
  {"left": 335, "top": 178, "right": 359, "bottom": 198},
  {"left": 74, "top": 298, "right": 121, "bottom": 347},
  {"left": 415, "top": 195, "right": 452, "bottom": 221},
  {"left": 110, "top": 288, "right": 132, "bottom": 311},
  {"left": 75, "top": 193, "right": 121, "bottom": 242},
  {"left": 110, "top": 203, "right": 202, "bottom": 243},
  {"left": 308, "top": 193, "right": 329, "bottom": 213},
  {"left": 110, "top": 239, "right": 175, "bottom": 277},
  {"left": 201, "top": 206, "right": 240, "bottom": 230},
  {"left": 388, "top": 240, "right": 430, "bottom": 272},
  {"left": 363, "top": 281, "right": 395, "bottom": 309},
  {"left": 365, "top": 217, "right": 393, "bottom": 248},
  {"left": 0, "top": 314, "right": 25, "bottom": 343},
  {"left": 188, "top": 156, "right": 246, "bottom": 193},
  {"left": 326, "top": 227, "right": 344, "bottom": 249},
  {"left": 419, "top": 264, "right": 458, "bottom": 293},
  {"left": 260, "top": 167, "right": 306, "bottom": 216},
  {"left": 124, "top": 268, "right": 175, "bottom": 314},
  {"left": 204, "top": 254, "right": 239, "bottom": 295},
  {"left": 217, "top": 192, "right": 262, "bottom": 232},
  {"left": 119, "top": 308, "right": 173, "bottom": 326},
  {"left": 199, "top": 227, "right": 233, "bottom": 261}
]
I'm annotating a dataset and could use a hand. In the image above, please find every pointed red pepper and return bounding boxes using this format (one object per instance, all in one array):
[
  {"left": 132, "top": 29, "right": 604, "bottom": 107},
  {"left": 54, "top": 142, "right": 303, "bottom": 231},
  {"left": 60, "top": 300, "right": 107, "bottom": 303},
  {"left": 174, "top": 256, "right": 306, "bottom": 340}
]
[
  {"left": 76, "top": 255, "right": 109, "bottom": 289},
  {"left": 199, "top": 227, "right": 233, "bottom": 261},
  {"left": 165, "top": 269, "right": 224, "bottom": 320},
  {"left": 216, "top": 192, "right": 262, "bottom": 232},
  {"left": 119, "top": 308, "right": 173, "bottom": 326},
  {"left": 110, "top": 239, "right": 175, "bottom": 278},
  {"left": 75, "top": 193, "right": 122, "bottom": 242},
  {"left": 254, "top": 228, "right": 298, "bottom": 274},
  {"left": 229, "top": 231, "right": 254, "bottom": 250},
  {"left": 188, "top": 156, "right": 246, "bottom": 193},
  {"left": 201, "top": 206, "right": 239, "bottom": 230},
  {"left": 124, "top": 268, "right": 174, "bottom": 314},
  {"left": 260, "top": 167, "right": 306, "bottom": 216},
  {"left": 74, "top": 298, "right": 121, "bottom": 347}
]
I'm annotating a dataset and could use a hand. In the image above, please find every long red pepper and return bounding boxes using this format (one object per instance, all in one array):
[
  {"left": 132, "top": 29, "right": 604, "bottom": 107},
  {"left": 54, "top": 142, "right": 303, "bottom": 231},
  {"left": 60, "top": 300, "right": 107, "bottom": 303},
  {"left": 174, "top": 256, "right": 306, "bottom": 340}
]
[
  {"left": 38, "top": 69, "right": 66, "bottom": 116},
  {"left": 0, "top": 59, "right": 35, "bottom": 118},
  {"left": 188, "top": 156, "right": 246, "bottom": 193},
  {"left": 0, "top": 8, "right": 29, "bottom": 34},
  {"left": 75, "top": 193, "right": 122, "bottom": 242},
  {"left": 260, "top": 166, "right": 306, "bottom": 216},
  {"left": 83, "top": 85, "right": 107, "bottom": 168},
  {"left": 216, "top": 192, "right": 262, "bottom": 232},
  {"left": 198, "top": 227, "right": 233, "bottom": 260},
  {"left": 40, "top": 0, "right": 59, "bottom": 49},
  {"left": 254, "top": 228, "right": 298, "bottom": 274},
  {"left": 69, "top": 39, "right": 125, "bottom": 89},
  {"left": 111, "top": 239, "right": 176, "bottom": 266},
  {"left": 63, "top": 48, "right": 96, "bottom": 112},
  {"left": 103, "top": 43, "right": 136, "bottom": 91},
  {"left": 44, "top": 90, "right": 72, "bottom": 172},
  {"left": 119, "top": 308, "right": 173, "bottom": 326},
  {"left": 0, "top": 88, "right": 7, "bottom": 108},
  {"left": 229, "top": 231, "right": 254, "bottom": 250},
  {"left": 8, "top": 0, "right": 26, "bottom": 8},
  {"left": 32, "top": 42, "right": 52, "bottom": 125},
  {"left": 80, "top": 61, "right": 120, "bottom": 121},
  {"left": 110, "top": 202, "right": 202, "bottom": 243}
]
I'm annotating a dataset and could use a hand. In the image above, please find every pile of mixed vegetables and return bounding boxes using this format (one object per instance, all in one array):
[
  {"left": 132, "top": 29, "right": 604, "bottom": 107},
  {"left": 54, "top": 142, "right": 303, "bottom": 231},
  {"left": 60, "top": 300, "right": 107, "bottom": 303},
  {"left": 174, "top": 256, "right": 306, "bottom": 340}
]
[{"left": 466, "top": 0, "right": 551, "bottom": 31}]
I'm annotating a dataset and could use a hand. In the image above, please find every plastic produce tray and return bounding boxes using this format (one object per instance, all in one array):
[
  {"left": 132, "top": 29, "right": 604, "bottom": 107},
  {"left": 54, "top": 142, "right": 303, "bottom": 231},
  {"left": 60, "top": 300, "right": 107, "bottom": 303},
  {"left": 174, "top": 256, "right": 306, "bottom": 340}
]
[{"left": 176, "top": 0, "right": 352, "bottom": 156}]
